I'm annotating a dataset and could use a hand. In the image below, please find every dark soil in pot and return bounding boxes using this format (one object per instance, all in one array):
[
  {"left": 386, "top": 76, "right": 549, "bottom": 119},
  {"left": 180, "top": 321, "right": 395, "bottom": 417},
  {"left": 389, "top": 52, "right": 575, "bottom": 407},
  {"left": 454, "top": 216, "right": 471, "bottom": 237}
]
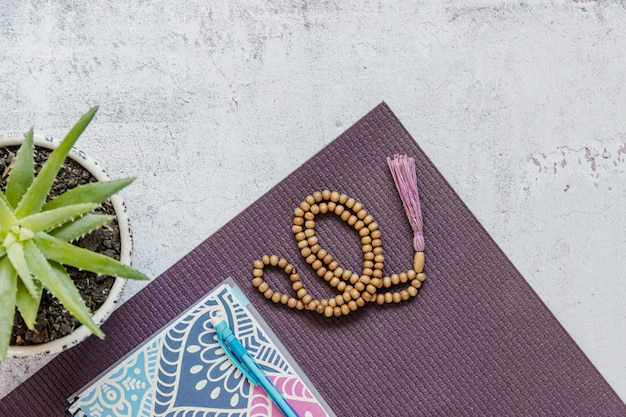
[{"left": 0, "top": 145, "right": 119, "bottom": 346}]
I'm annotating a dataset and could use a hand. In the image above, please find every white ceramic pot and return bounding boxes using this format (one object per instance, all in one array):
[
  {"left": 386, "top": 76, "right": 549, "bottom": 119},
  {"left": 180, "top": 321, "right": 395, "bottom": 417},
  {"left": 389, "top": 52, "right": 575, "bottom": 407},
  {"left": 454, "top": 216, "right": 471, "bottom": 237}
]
[{"left": 0, "top": 132, "right": 132, "bottom": 358}]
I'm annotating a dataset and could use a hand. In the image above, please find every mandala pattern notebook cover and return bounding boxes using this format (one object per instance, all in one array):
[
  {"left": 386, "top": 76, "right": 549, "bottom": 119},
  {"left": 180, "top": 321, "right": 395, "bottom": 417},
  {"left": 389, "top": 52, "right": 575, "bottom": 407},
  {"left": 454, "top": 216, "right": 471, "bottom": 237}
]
[{"left": 66, "top": 279, "right": 334, "bottom": 417}]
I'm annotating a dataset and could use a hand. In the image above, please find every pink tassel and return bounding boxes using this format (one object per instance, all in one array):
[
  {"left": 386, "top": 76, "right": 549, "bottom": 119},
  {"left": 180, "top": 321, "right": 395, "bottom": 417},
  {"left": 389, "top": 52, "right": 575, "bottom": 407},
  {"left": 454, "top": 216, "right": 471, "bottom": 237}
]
[{"left": 387, "top": 154, "right": 424, "bottom": 252}]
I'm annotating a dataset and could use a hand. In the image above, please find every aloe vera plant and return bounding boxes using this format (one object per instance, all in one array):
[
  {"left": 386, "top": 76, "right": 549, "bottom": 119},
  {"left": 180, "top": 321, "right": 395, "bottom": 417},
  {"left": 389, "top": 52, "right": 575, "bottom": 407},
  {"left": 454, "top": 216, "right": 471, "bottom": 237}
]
[{"left": 0, "top": 106, "right": 149, "bottom": 361}]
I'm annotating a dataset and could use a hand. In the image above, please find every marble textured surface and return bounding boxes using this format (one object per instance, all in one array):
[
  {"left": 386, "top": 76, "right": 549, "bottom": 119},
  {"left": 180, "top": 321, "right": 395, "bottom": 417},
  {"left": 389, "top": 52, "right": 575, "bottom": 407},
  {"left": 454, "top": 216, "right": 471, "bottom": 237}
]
[{"left": 0, "top": 0, "right": 624, "bottom": 405}]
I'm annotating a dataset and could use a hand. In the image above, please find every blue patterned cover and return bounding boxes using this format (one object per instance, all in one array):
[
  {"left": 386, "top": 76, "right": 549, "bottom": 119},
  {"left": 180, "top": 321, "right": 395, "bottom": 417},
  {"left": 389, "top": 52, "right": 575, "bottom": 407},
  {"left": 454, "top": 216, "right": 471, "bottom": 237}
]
[{"left": 67, "top": 281, "right": 332, "bottom": 417}]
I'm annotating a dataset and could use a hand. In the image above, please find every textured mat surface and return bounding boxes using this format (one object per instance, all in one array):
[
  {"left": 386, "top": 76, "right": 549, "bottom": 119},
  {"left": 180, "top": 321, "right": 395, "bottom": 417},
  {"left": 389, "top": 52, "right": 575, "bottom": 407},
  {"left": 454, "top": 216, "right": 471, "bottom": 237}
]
[{"left": 1, "top": 103, "right": 624, "bottom": 416}]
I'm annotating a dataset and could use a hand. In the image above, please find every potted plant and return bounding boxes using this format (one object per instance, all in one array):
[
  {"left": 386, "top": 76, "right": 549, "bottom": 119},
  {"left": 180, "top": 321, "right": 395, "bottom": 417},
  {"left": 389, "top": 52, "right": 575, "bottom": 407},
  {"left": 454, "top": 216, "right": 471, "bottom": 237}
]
[{"left": 0, "top": 106, "right": 149, "bottom": 361}]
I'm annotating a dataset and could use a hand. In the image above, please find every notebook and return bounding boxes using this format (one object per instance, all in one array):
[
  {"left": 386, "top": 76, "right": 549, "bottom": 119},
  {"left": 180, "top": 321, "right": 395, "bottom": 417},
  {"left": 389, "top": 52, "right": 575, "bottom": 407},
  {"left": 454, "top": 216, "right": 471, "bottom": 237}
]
[
  {"left": 66, "top": 278, "right": 334, "bottom": 417},
  {"left": 1, "top": 103, "right": 624, "bottom": 416}
]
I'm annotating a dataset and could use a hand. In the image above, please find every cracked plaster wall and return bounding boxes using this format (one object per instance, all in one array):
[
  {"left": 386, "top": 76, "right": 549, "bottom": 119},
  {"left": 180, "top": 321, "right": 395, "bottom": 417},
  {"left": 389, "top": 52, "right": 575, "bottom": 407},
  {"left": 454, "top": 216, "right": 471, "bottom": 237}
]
[{"left": 0, "top": 0, "right": 625, "bottom": 405}]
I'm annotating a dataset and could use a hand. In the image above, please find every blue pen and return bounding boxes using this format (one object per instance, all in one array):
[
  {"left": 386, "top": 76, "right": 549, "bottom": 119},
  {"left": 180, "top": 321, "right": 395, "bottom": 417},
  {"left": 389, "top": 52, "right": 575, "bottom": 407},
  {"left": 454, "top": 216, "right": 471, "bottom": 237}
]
[{"left": 211, "top": 314, "right": 299, "bottom": 417}]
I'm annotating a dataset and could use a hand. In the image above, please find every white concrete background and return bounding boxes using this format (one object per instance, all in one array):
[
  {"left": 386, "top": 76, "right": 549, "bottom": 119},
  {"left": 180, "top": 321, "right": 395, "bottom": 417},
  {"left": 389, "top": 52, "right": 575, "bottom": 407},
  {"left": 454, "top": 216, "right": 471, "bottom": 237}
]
[{"left": 0, "top": 0, "right": 624, "bottom": 405}]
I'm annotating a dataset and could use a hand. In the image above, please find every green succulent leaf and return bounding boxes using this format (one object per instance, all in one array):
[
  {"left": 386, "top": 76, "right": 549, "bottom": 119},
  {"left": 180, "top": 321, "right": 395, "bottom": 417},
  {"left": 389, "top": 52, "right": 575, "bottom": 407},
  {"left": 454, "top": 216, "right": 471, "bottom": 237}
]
[
  {"left": 0, "top": 257, "right": 18, "bottom": 362},
  {"left": 50, "top": 214, "right": 115, "bottom": 243},
  {"left": 5, "top": 128, "right": 35, "bottom": 209},
  {"left": 5, "top": 241, "right": 39, "bottom": 299},
  {"left": 15, "top": 279, "right": 41, "bottom": 329},
  {"left": 20, "top": 203, "right": 98, "bottom": 234},
  {"left": 43, "top": 178, "right": 135, "bottom": 211},
  {"left": 23, "top": 241, "right": 104, "bottom": 339},
  {"left": 0, "top": 193, "right": 18, "bottom": 233},
  {"left": 15, "top": 106, "right": 99, "bottom": 219},
  {"left": 34, "top": 232, "right": 149, "bottom": 281}
]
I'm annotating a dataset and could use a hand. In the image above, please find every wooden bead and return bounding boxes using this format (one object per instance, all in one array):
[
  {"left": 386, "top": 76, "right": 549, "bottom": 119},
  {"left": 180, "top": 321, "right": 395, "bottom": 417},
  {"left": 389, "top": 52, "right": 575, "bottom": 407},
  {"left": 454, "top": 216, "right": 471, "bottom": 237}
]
[
  {"left": 417, "top": 273, "right": 427, "bottom": 282},
  {"left": 319, "top": 203, "right": 328, "bottom": 214},
  {"left": 383, "top": 276, "right": 391, "bottom": 288},
  {"left": 269, "top": 255, "right": 279, "bottom": 266},
  {"left": 357, "top": 209, "right": 368, "bottom": 219},
  {"left": 400, "top": 290, "right": 410, "bottom": 301},
  {"left": 324, "top": 306, "right": 334, "bottom": 317},
  {"left": 347, "top": 215, "right": 357, "bottom": 226},
  {"left": 335, "top": 205, "right": 345, "bottom": 215},
  {"left": 348, "top": 300, "right": 358, "bottom": 311},
  {"left": 272, "top": 292, "right": 282, "bottom": 303},
  {"left": 341, "top": 304, "right": 351, "bottom": 316},
  {"left": 328, "top": 260, "right": 339, "bottom": 271},
  {"left": 304, "top": 223, "right": 315, "bottom": 233},
  {"left": 340, "top": 210, "right": 351, "bottom": 221},
  {"left": 310, "top": 204, "right": 320, "bottom": 215},
  {"left": 327, "top": 201, "right": 336, "bottom": 212},
  {"left": 330, "top": 277, "right": 340, "bottom": 287},
  {"left": 252, "top": 277, "right": 263, "bottom": 287},
  {"left": 304, "top": 212, "right": 315, "bottom": 220},
  {"left": 316, "top": 304, "right": 325, "bottom": 314},
  {"left": 280, "top": 294, "right": 290, "bottom": 304},
  {"left": 335, "top": 295, "right": 344, "bottom": 306},
  {"left": 258, "top": 282, "right": 269, "bottom": 293},
  {"left": 392, "top": 292, "right": 402, "bottom": 303},
  {"left": 333, "top": 307, "right": 342, "bottom": 317},
  {"left": 305, "top": 195, "right": 315, "bottom": 205},
  {"left": 302, "top": 294, "right": 313, "bottom": 305},
  {"left": 253, "top": 259, "right": 264, "bottom": 269},
  {"left": 354, "top": 220, "right": 365, "bottom": 231},
  {"left": 330, "top": 191, "right": 340, "bottom": 202},
  {"left": 363, "top": 214, "right": 374, "bottom": 225},
  {"left": 289, "top": 273, "right": 300, "bottom": 282},
  {"left": 376, "top": 294, "right": 385, "bottom": 305},
  {"left": 296, "top": 301, "right": 305, "bottom": 310},
  {"left": 352, "top": 202, "right": 363, "bottom": 213},
  {"left": 356, "top": 297, "right": 366, "bottom": 307},
  {"left": 337, "top": 281, "right": 347, "bottom": 292},
  {"left": 262, "top": 255, "right": 270, "bottom": 264},
  {"left": 300, "top": 201, "right": 311, "bottom": 211},
  {"left": 313, "top": 191, "right": 323, "bottom": 202},
  {"left": 390, "top": 274, "right": 400, "bottom": 286},
  {"left": 411, "top": 279, "right": 422, "bottom": 289},
  {"left": 301, "top": 247, "right": 312, "bottom": 257},
  {"left": 292, "top": 281, "right": 303, "bottom": 291},
  {"left": 339, "top": 193, "right": 348, "bottom": 204},
  {"left": 293, "top": 217, "right": 304, "bottom": 226},
  {"left": 345, "top": 197, "right": 355, "bottom": 208},
  {"left": 310, "top": 244, "right": 321, "bottom": 253},
  {"left": 359, "top": 227, "right": 370, "bottom": 237},
  {"left": 407, "top": 286, "right": 418, "bottom": 297},
  {"left": 278, "top": 257, "right": 288, "bottom": 268},
  {"left": 384, "top": 292, "right": 393, "bottom": 303},
  {"left": 316, "top": 267, "right": 327, "bottom": 278},
  {"left": 294, "top": 207, "right": 304, "bottom": 217},
  {"left": 311, "top": 260, "right": 322, "bottom": 271},
  {"left": 333, "top": 267, "right": 344, "bottom": 278},
  {"left": 363, "top": 260, "right": 374, "bottom": 269},
  {"left": 323, "top": 270, "right": 334, "bottom": 282},
  {"left": 264, "top": 289, "right": 274, "bottom": 299},
  {"left": 305, "top": 254, "right": 316, "bottom": 264},
  {"left": 253, "top": 268, "right": 264, "bottom": 277},
  {"left": 371, "top": 229, "right": 381, "bottom": 239},
  {"left": 413, "top": 251, "right": 425, "bottom": 273},
  {"left": 399, "top": 272, "right": 408, "bottom": 283},
  {"left": 297, "top": 240, "right": 309, "bottom": 249}
]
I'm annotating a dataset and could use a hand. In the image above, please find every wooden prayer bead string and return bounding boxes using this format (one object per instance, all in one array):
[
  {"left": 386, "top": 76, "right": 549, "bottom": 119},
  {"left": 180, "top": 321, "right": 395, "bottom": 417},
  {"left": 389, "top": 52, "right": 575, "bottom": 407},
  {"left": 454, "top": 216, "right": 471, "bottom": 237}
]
[{"left": 252, "top": 190, "right": 426, "bottom": 317}]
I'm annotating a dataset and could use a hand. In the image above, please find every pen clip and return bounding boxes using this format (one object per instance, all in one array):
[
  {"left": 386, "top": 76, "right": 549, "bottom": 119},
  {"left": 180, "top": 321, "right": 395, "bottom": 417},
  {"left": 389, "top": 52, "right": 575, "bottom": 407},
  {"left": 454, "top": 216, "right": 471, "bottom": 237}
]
[{"left": 213, "top": 320, "right": 260, "bottom": 385}]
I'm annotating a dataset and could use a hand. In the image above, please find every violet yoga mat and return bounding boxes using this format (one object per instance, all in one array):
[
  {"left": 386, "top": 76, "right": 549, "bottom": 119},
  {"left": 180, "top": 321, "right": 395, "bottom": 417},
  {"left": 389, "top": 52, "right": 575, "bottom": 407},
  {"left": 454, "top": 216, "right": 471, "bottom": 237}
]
[{"left": 1, "top": 103, "right": 624, "bottom": 416}]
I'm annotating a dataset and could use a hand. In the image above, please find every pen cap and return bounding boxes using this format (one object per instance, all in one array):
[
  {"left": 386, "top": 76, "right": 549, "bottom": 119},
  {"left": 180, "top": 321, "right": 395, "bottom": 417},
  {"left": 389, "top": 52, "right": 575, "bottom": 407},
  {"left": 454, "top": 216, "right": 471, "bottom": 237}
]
[{"left": 212, "top": 318, "right": 260, "bottom": 385}]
